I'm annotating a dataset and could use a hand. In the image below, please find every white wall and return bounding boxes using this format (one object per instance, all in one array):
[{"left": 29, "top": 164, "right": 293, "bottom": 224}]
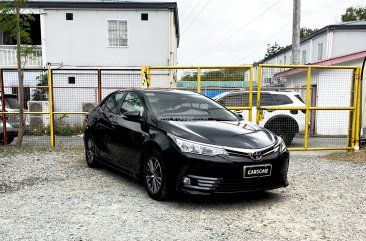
[
  {"left": 285, "top": 68, "right": 353, "bottom": 136},
  {"left": 332, "top": 30, "right": 366, "bottom": 58},
  {"left": 43, "top": 8, "right": 177, "bottom": 67}
]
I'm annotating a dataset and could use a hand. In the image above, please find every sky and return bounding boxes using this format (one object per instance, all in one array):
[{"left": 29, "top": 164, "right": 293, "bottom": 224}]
[{"left": 158, "top": 0, "right": 366, "bottom": 66}]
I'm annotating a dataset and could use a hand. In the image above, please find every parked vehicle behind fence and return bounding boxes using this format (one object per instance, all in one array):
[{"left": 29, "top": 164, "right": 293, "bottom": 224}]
[
  {"left": 0, "top": 93, "right": 29, "bottom": 144},
  {"left": 212, "top": 91, "right": 306, "bottom": 145}
]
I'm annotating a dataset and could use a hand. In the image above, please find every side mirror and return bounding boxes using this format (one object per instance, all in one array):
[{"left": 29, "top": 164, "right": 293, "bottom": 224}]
[{"left": 122, "top": 111, "right": 141, "bottom": 120}]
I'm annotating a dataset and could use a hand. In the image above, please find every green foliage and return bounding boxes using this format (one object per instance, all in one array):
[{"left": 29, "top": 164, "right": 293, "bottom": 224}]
[
  {"left": 341, "top": 7, "right": 366, "bottom": 22},
  {"left": 32, "top": 73, "right": 48, "bottom": 101},
  {"left": 29, "top": 115, "right": 84, "bottom": 137},
  {"left": 53, "top": 115, "right": 84, "bottom": 136},
  {"left": 180, "top": 68, "right": 246, "bottom": 82},
  {"left": 264, "top": 42, "right": 284, "bottom": 58},
  {"left": 300, "top": 27, "right": 318, "bottom": 39},
  {"left": 0, "top": 0, "right": 34, "bottom": 44}
]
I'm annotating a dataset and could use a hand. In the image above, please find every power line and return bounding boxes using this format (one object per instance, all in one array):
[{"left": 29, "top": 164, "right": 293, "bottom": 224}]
[
  {"left": 180, "top": 0, "right": 195, "bottom": 16},
  {"left": 242, "top": 21, "right": 291, "bottom": 62},
  {"left": 188, "top": 0, "right": 285, "bottom": 63},
  {"left": 180, "top": 1, "right": 204, "bottom": 26},
  {"left": 182, "top": 0, "right": 213, "bottom": 34}
]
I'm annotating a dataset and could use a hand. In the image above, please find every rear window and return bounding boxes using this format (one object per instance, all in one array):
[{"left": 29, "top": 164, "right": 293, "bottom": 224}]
[
  {"left": 5, "top": 96, "right": 19, "bottom": 109},
  {"left": 272, "top": 94, "right": 293, "bottom": 105}
]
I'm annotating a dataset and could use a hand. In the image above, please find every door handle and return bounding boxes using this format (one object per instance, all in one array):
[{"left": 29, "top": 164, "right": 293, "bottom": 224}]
[{"left": 111, "top": 121, "right": 118, "bottom": 127}]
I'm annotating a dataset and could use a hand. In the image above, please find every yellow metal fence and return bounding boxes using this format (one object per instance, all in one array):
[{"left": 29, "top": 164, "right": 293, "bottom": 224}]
[
  {"left": 144, "top": 64, "right": 362, "bottom": 151},
  {"left": 0, "top": 65, "right": 362, "bottom": 150}
]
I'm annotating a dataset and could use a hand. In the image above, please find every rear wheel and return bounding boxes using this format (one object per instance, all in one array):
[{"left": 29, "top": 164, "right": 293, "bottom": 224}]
[
  {"left": 0, "top": 136, "right": 14, "bottom": 145},
  {"left": 85, "top": 137, "right": 100, "bottom": 168},
  {"left": 143, "top": 150, "right": 169, "bottom": 201},
  {"left": 265, "top": 119, "right": 297, "bottom": 146}
]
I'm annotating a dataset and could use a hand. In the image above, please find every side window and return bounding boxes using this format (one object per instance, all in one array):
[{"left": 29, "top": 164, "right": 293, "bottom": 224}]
[
  {"left": 223, "top": 94, "right": 247, "bottom": 106},
  {"left": 260, "top": 94, "right": 276, "bottom": 106},
  {"left": 120, "top": 92, "right": 145, "bottom": 115},
  {"left": 272, "top": 94, "right": 293, "bottom": 105},
  {"left": 101, "top": 92, "right": 124, "bottom": 114}
]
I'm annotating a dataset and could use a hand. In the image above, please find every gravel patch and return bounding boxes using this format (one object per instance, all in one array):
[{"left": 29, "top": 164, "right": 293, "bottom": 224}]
[{"left": 0, "top": 149, "right": 365, "bottom": 241}]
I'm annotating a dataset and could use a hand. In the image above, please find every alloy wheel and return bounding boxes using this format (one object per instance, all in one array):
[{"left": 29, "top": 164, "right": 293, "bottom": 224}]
[
  {"left": 86, "top": 139, "right": 95, "bottom": 165},
  {"left": 145, "top": 157, "right": 163, "bottom": 194}
]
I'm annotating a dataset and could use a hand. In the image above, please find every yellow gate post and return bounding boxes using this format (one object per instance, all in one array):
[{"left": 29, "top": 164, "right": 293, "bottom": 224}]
[
  {"left": 47, "top": 66, "right": 55, "bottom": 148},
  {"left": 141, "top": 66, "right": 150, "bottom": 89},
  {"left": 197, "top": 67, "right": 201, "bottom": 94},
  {"left": 248, "top": 66, "right": 253, "bottom": 122},
  {"left": 304, "top": 67, "right": 312, "bottom": 150}
]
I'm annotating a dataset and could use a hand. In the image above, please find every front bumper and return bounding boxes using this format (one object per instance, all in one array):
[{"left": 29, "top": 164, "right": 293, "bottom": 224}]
[{"left": 168, "top": 149, "right": 289, "bottom": 195}]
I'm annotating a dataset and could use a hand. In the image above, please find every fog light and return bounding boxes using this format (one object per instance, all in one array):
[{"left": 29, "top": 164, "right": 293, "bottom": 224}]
[{"left": 182, "top": 177, "right": 191, "bottom": 185}]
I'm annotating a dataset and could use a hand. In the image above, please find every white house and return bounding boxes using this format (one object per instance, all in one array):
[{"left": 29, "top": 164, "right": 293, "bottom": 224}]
[
  {"left": 0, "top": 1, "right": 180, "bottom": 126},
  {"left": 256, "top": 21, "right": 366, "bottom": 139},
  {"left": 1, "top": 0, "right": 180, "bottom": 68}
]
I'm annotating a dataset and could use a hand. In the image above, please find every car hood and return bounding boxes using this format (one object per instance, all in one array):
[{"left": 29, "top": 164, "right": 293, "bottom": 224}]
[{"left": 161, "top": 120, "right": 276, "bottom": 149}]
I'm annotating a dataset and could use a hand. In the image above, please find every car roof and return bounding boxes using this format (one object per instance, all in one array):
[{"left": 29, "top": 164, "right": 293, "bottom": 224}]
[
  {"left": 213, "top": 90, "right": 301, "bottom": 98},
  {"left": 119, "top": 88, "right": 198, "bottom": 96}
]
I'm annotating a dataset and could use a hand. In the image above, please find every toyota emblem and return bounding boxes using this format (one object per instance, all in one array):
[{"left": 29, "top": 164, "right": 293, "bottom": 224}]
[{"left": 249, "top": 151, "right": 263, "bottom": 161}]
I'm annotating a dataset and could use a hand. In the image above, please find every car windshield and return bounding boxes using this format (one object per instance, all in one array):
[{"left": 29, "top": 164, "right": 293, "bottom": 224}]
[{"left": 146, "top": 91, "right": 239, "bottom": 121}]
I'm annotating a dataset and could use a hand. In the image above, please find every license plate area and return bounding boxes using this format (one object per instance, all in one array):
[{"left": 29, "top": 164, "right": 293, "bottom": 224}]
[{"left": 243, "top": 164, "right": 272, "bottom": 178}]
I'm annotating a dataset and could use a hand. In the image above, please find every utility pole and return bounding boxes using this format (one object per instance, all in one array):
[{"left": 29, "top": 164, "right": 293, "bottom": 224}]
[{"left": 292, "top": 0, "right": 301, "bottom": 65}]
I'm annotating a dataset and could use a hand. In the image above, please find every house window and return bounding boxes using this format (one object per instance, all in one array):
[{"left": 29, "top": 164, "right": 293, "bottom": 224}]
[
  {"left": 68, "top": 77, "right": 75, "bottom": 84},
  {"left": 66, "top": 13, "right": 73, "bottom": 21},
  {"left": 284, "top": 55, "right": 286, "bottom": 64},
  {"left": 302, "top": 50, "right": 306, "bottom": 64},
  {"left": 317, "top": 43, "right": 323, "bottom": 61},
  {"left": 141, "top": 13, "right": 148, "bottom": 21},
  {"left": 108, "top": 20, "right": 128, "bottom": 47}
]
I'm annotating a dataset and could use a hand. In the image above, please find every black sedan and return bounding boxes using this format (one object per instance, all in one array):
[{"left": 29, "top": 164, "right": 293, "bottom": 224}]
[{"left": 84, "top": 89, "right": 289, "bottom": 200}]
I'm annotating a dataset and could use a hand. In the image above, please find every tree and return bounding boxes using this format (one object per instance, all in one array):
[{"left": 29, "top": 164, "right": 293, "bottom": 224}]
[
  {"left": 32, "top": 74, "right": 48, "bottom": 101},
  {"left": 300, "top": 27, "right": 317, "bottom": 39},
  {"left": 264, "top": 42, "right": 284, "bottom": 58},
  {"left": 0, "top": 0, "right": 34, "bottom": 147},
  {"left": 341, "top": 7, "right": 366, "bottom": 22}
]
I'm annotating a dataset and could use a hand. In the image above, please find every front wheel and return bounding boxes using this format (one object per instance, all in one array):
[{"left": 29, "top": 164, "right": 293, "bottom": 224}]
[
  {"left": 85, "top": 137, "right": 100, "bottom": 168},
  {"left": 143, "top": 150, "right": 169, "bottom": 201}
]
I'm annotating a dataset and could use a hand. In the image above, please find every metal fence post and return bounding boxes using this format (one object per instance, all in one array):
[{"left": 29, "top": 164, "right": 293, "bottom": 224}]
[
  {"left": 256, "top": 65, "right": 262, "bottom": 125},
  {"left": 0, "top": 69, "right": 7, "bottom": 145},
  {"left": 353, "top": 67, "right": 362, "bottom": 150},
  {"left": 248, "top": 66, "right": 253, "bottom": 122},
  {"left": 47, "top": 66, "right": 55, "bottom": 148},
  {"left": 97, "top": 69, "right": 102, "bottom": 103},
  {"left": 304, "top": 67, "right": 312, "bottom": 150},
  {"left": 197, "top": 67, "right": 201, "bottom": 94}
]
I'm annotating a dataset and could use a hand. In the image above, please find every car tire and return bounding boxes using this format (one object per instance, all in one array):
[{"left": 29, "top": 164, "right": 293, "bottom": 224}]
[
  {"left": 0, "top": 136, "right": 14, "bottom": 145},
  {"left": 85, "top": 137, "right": 100, "bottom": 168},
  {"left": 142, "top": 150, "right": 169, "bottom": 201},
  {"left": 280, "top": 133, "right": 294, "bottom": 146},
  {"left": 265, "top": 119, "right": 297, "bottom": 146}
]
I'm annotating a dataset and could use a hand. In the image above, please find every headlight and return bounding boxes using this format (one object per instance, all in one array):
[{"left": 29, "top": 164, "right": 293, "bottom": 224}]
[
  {"left": 168, "top": 133, "right": 228, "bottom": 156},
  {"left": 274, "top": 137, "right": 287, "bottom": 154}
]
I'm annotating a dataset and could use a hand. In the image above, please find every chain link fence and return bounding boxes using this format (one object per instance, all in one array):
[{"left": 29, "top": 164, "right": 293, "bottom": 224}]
[{"left": 1, "top": 65, "right": 362, "bottom": 150}]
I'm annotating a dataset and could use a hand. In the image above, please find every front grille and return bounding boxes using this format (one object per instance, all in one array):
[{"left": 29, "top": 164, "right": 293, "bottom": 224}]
[
  {"left": 225, "top": 145, "right": 277, "bottom": 158},
  {"left": 215, "top": 173, "right": 288, "bottom": 193},
  {"left": 180, "top": 173, "right": 288, "bottom": 194}
]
